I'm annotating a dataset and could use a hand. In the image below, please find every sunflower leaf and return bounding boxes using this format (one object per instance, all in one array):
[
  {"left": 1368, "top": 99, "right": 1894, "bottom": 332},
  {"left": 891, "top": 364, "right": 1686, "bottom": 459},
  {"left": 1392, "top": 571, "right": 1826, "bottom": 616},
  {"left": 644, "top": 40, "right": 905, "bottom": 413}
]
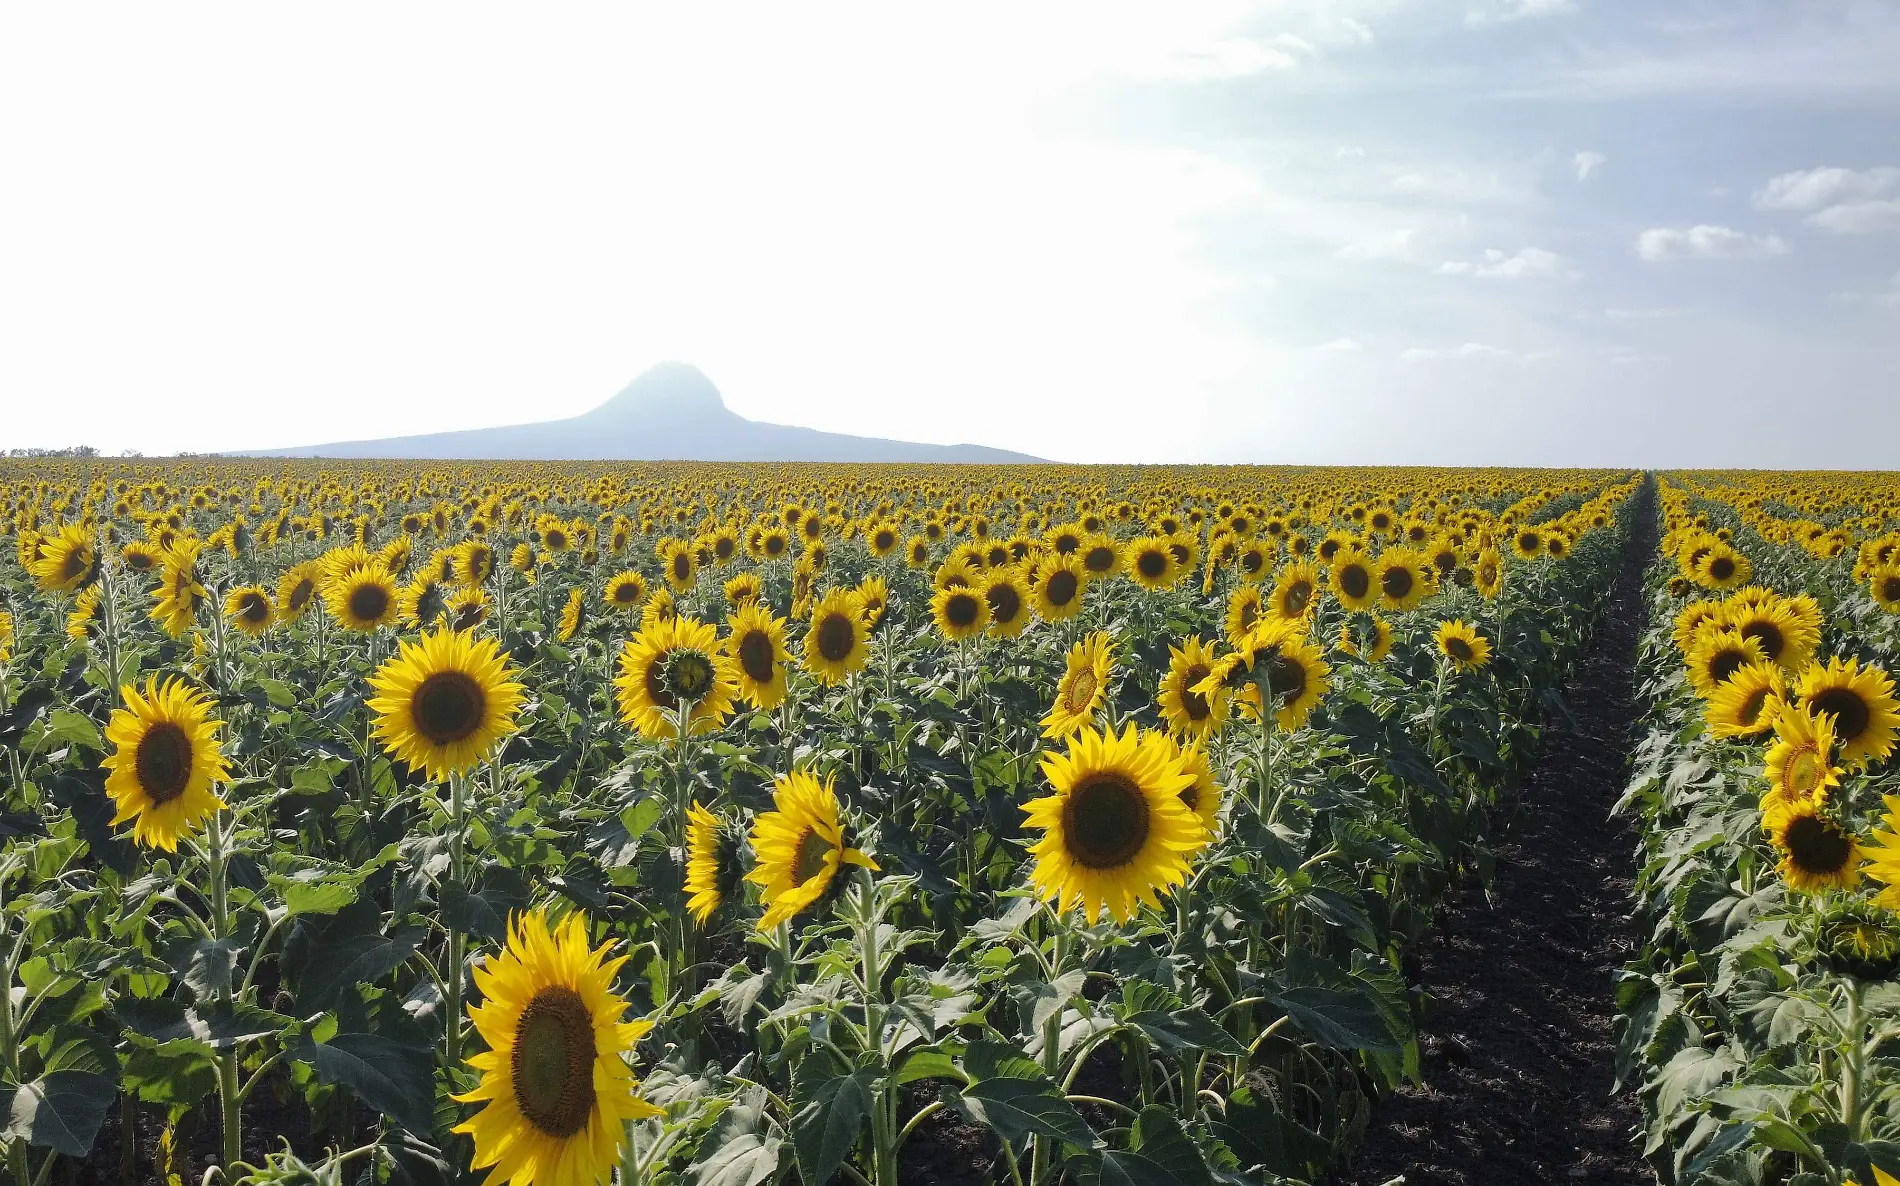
[
  {"left": 293, "top": 1030, "right": 434, "bottom": 1135},
  {"left": 792, "top": 1063, "right": 874, "bottom": 1186},
  {"left": 948, "top": 1041, "right": 1098, "bottom": 1151},
  {"left": 1, "top": 1070, "right": 116, "bottom": 1158}
]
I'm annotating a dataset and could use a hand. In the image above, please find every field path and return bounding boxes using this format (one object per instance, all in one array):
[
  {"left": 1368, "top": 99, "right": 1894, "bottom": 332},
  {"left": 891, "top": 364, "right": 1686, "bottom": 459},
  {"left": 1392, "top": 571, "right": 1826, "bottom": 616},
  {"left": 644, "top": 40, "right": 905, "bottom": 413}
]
[{"left": 1343, "top": 501, "right": 1657, "bottom": 1186}]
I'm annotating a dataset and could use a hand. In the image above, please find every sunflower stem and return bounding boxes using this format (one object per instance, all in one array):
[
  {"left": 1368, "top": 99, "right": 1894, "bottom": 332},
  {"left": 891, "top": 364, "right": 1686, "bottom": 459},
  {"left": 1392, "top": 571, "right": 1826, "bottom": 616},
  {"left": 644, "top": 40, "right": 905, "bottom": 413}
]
[
  {"left": 444, "top": 770, "right": 468, "bottom": 1071},
  {"left": 205, "top": 809, "right": 243, "bottom": 1172}
]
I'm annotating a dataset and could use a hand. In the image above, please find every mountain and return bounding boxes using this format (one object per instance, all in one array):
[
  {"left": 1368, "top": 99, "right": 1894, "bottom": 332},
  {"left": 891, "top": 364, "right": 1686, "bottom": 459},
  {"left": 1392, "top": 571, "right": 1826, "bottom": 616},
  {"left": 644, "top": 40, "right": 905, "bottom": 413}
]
[{"left": 238, "top": 364, "right": 1046, "bottom": 463}]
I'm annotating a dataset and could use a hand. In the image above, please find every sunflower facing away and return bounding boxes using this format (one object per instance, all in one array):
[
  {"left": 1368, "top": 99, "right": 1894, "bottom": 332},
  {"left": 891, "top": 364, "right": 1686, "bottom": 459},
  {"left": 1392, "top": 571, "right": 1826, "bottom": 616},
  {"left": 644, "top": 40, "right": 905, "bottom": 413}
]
[
  {"left": 1434, "top": 620, "right": 1492, "bottom": 672},
  {"left": 557, "top": 587, "right": 586, "bottom": 643},
  {"left": 931, "top": 583, "right": 991, "bottom": 643},
  {"left": 1794, "top": 657, "right": 1900, "bottom": 771},
  {"left": 368, "top": 627, "right": 525, "bottom": 782},
  {"left": 802, "top": 588, "right": 871, "bottom": 686},
  {"left": 102, "top": 676, "right": 230, "bottom": 851},
  {"left": 1156, "top": 636, "right": 1228, "bottom": 740},
  {"left": 1044, "top": 631, "right": 1116, "bottom": 738},
  {"left": 725, "top": 602, "right": 791, "bottom": 710},
  {"left": 1022, "top": 724, "right": 1209, "bottom": 924},
  {"left": 614, "top": 616, "right": 741, "bottom": 740},
  {"left": 454, "top": 909, "right": 661, "bottom": 1186},
  {"left": 746, "top": 769, "right": 878, "bottom": 930},
  {"left": 1705, "top": 661, "right": 1782, "bottom": 739},
  {"left": 1769, "top": 800, "right": 1862, "bottom": 894}
]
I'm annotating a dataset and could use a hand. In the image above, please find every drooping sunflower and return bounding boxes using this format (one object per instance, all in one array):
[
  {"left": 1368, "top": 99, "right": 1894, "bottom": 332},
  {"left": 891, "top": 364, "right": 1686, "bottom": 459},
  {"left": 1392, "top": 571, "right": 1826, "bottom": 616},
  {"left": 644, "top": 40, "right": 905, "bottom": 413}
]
[
  {"left": 276, "top": 561, "right": 321, "bottom": 624},
  {"left": 1760, "top": 703, "right": 1840, "bottom": 826},
  {"left": 745, "top": 769, "right": 877, "bottom": 930},
  {"left": 224, "top": 586, "right": 274, "bottom": 638},
  {"left": 1124, "top": 535, "right": 1178, "bottom": 591},
  {"left": 685, "top": 801, "right": 744, "bottom": 928},
  {"left": 1338, "top": 613, "right": 1393, "bottom": 662},
  {"left": 1769, "top": 800, "right": 1862, "bottom": 894},
  {"left": 1223, "top": 584, "right": 1267, "bottom": 650},
  {"left": 1156, "top": 636, "right": 1228, "bottom": 740},
  {"left": 1794, "top": 657, "right": 1900, "bottom": 770},
  {"left": 1434, "top": 620, "right": 1492, "bottom": 673},
  {"left": 1330, "top": 549, "right": 1376, "bottom": 612},
  {"left": 931, "top": 583, "right": 991, "bottom": 642},
  {"left": 1685, "top": 629, "right": 1768, "bottom": 697},
  {"left": 102, "top": 676, "right": 229, "bottom": 851},
  {"left": 454, "top": 909, "right": 661, "bottom": 1186},
  {"left": 1704, "top": 661, "right": 1782, "bottom": 739},
  {"left": 1043, "top": 631, "right": 1116, "bottom": 738},
  {"left": 983, "top": 568, "right": 1032, "bottom": 639},
  {"left": 1021, "top": 724, "right": 1208, "bottom": 925},
  {"left": 368, "top": 627, "right": 525, "bottom": 781},
  {"left": 557, "top": 587, "right": 587, "bottom": 643},
  {"left": 725, "top": 602, "right": 791, "bottom": 710},
  {"left": 603, "top": 570, "right": 648, "bottom": 614},
  {"left": 324, "top": 563, "right": 400, "bottom": 633},
  {"left": 1031, "top": 554, "right": 1088, "bottom": 623},
  {"left": 1376, "top": 549, "right": 1433, "bottom": 613},
  {"left": 802, "top": 588, "right": 871, "bottom": 685},
  {"left": 30, "top": 523, "right": 97, "bottom": 593},
  {"left": 614, "top": 616, "right": 741, "bottom": 740},
  {"left": 1267, "top": 561, "right": 1321, "bottom": 624}
]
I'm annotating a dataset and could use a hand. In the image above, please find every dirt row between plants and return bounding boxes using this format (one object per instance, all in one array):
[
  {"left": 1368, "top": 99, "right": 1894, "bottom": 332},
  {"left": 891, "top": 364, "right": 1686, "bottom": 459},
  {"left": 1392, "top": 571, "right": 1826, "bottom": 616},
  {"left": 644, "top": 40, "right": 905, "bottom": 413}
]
[{"left": 1341, "top": 500, "right": 1657, "bottom": 1186}]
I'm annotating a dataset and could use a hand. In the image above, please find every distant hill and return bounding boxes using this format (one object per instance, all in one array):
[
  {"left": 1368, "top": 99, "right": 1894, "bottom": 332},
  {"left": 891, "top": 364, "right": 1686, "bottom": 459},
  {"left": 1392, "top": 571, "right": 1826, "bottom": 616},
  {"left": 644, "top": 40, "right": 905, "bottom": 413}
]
[{"left": 238, "top": 364, "right": 1046, "bottom": 463}]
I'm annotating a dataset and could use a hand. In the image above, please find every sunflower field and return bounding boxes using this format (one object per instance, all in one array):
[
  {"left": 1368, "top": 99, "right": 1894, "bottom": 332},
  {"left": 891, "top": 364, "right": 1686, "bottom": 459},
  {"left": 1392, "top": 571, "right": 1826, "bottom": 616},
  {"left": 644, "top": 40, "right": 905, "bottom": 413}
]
[
  {"left": 1617, "top": 474, "right": 1900, "bottom": 1186},
  {"left": 0, "top": 460, "right": 1643, "bottom": 1186}
]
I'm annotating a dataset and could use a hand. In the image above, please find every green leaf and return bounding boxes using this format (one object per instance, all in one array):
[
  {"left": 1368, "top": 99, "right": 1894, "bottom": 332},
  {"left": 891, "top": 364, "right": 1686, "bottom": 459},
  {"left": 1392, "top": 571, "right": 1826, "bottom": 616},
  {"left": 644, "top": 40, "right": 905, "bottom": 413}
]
[
  {"left": 116, "top": 998, "right": 296, "bottom": 1052},
  {"left": 792, "top": 1064, "right": 873, "bottom": 1186},
  {"left": 894, "top": 1045, "right": 961, "bottom": 1086},
  {"left": 693, "top": 1091, "right": 785, "bottom": 1186},
  {"left": 1121, "top": 1006, "right": 1245, "bottom": 1057},
  {"left": 1, "top": 1070, "right": 116, "bottom": 1157},
  {"left": 295, "top": 1031, "right": 434, "bottom": 1134},
  {"left": 948, "top": 1041, "right": 1097, "bottom": 1151},
  {"left": 1269, "top": 986, "right": 1401, "bottom": 1054},
  {"left": 43, "top": 709, "right": 104, "bottom": 753},
  {"left": 620, "top": 797, "right": 664, "bottom": 843}
]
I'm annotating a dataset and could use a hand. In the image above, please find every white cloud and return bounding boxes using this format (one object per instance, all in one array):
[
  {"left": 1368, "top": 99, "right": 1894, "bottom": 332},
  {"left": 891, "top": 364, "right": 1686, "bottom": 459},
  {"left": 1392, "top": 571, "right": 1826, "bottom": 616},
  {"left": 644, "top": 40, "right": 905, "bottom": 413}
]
[
  {"left": 1145, "top": 37, "right": 1301, "bottom": 80},
  {"left": 1808, "top": 199, "right": 1900, "bottom": 235},
  {"left": 1336, "top": 144, "right": 1365, "bottom": 158},
  {"left": 1337, "top": 17, "right": 1374, "bottom": 44},
  {"left": 1599, "top": 307, "right": 1693, "bottom": 320},
  {"left": 1636, "top": 225, "right": 1789, "bottom": 261},
  {"left": 1754, "top": 165, "right": 1899, "bottom": 211},
  {"left": 1835, "top": 271, "right": 1900, "bottom": 308},
  {"left": 1465, "top": 0, "right": 1575, "bottom": 28},
  {"left": 1315, "top": 337, "right": 1364, "bottom": 352},
  {"left": 1573, "top": 151, "right": 1605, "bottom": 181},
  {"left": 1436, "top": 246, "right": 1574, "bottom": 279},
  {"left": 1335, "top": 228, "right": 1420, "bottom": 261},
  {"left": 1400, "top": 342, "right": 1555, "bottom": 363}
]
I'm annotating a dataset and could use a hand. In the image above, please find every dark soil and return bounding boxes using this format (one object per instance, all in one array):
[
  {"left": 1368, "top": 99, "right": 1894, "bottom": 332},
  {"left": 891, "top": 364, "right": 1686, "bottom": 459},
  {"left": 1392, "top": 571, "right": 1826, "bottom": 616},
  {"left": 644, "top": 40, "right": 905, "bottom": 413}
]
[{"left": 1341, "top": 498, "right": 1657, "bottom": 1186}]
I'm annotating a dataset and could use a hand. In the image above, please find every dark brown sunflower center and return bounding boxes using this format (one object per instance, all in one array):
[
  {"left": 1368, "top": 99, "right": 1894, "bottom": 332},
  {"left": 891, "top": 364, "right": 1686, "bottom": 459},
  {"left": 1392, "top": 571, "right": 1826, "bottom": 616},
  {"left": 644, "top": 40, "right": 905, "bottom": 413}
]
[
  {"left": 287, "top": 578, "right": 315, "bottom": 612},
  {"left": 1240, "top": 550, "right": 1264, "bottom": 574},
  {"left": 1338, "top": 564, "right": 1370, "bottom": 600},
  {"left": 613, "top": 582, "right": 640, "bottom": 603},
  {"left": 1137, "top": 550, "right": 1168, "bottom": 579},
  {"left": 238, "top": 593, "right": 269, "bottom": 623},
  {"left": 1445, "top": 636, "right": 1474, "bottom": 661},
  {"left": 1180, "top": 664, "right": 1211, "bottom": 720},
  {"left": 1709, "top": 648, "right": 1748, "bottom": 686},
  {"left": 510, "top": 986, "right": 598, "bottom": 1139},
  {"left": 666, "top": 651, "right": 716, "bottom": 701},
  {"left": 1881, "top": 576, "right": 1900, "bottom": 601},
  {"left": 134, "top": 721, "right": 194, "bottom": 805},
  {"left": 1520, "top": 532, "right": 1541, "bottom": 552},
  {"left": 792, "top": 827, "right": 833, "bottom": 887},
  {"left": 875, "top": 530, "right": 896, "bottom": 550},
  {"left": 1784, "top": 813, "right": 1853, "bottom": 875},
  {"left": 672, "top": 554, "right": 692, "bottom": 582},
  {"left": 1709, "top": 556, "right": 1735, "bottom": 581},
  {"left": 546, "top": 530, "right": 568, "bottom": 550},
  {"left": 348, "top": 583, "right": 390, "bottom": 623},
  {"left": 1809, "top": 688, "right": 1871, "bottom": 743},
  {"left": 738, "top": 631, "right": 777, "bottom": 683},
  {"left": 945, "top": 592, "right": 981, "bottom": 629},
  {"left": 1045, "top": 570, "right": 1079, "bottom": 607},
  {"left": 413, "top": 671, "right": 486, "bottom": 745},
  {"left": 766, "top": 536, "right": 786, "bottom": 555},
  {"left": 1381, "top": 566, "right": 1415, "bottom": 601},
  {"left": 986, "top": 582, "right": 1022, "bottom": 623},
  {"left": 1739, "top": 621, "right": 1783, "bottom": 660},
  {"left": 1262, "top": 655, "right": 1308, "bottom": 705},
  {"left": 1281, "top": 581, "right": 1313, "bottom": 617},
  {"left": 1083, "top": 545, "right": 1117, "bottom": 574},
  {"left": 1737, "top": 686, "right": 1772, "bottom": 729},
  {"left": 1062, "top": 773, "right": 1150, "bottom": 870},
  {"left": 816, "top": 613, "right": 857, "bottom": 662}
]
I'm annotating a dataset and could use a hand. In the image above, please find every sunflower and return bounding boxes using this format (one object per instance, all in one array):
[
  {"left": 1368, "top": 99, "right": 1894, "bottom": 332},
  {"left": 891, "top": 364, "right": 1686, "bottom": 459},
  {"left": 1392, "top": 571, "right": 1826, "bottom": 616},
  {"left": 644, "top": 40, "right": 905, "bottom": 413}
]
[
  {"left": 1794, "top": 657, "right": 1900, "bottom": 770},
  {"left": 661, "top": 541, "right": 698, "bottom": 592},
  {"left": 722, "top": 571, "right": 763, "bottom": 610},
  {"left": 856, "top": 575, "right": 890, "bottom": 628},
  {"left": 866, "top": 521, "right": 901, "bottom": 558},
  {"left": 1472, "top": 549, "right": 1503, "bottom": 599},
  {"left": 1031, "top": 554, "right": 1088, "bottom": 623},
  {"left": 1694, "top": 543, "right": 1751, "bottom": 590},
  {"left": 30, "top": 523, "right": 97, "bottom": 593},
  {"left": 368, "top": 627, "right": 525, "bottom": 781},
  {"left": 983, "top": 569, "right": 1032, "bottom": 639},
  {"left": 1079, "top": 535, "right": 1123, "bottom": 579},
  {"left": 1251, "top": 627, "right": 1331, "bottom": 731},
  {"left": 1722, "top": 597, "right": 1818, "bottom": 673},
  {"left": 1860, "top": 795, "right": 1900, "bottom": 910},
  {"left": 1223, "top": 584, "right": 1267, "bottom": 650},
  {"left": 1871, "top": 564, "right": 1900, "bottom": 613},
  {"left": 1267, "top": 561, "right": 1321, "bottom": 624},
  {"left": 1511, "top": 527, "right": 1544, "bottom": 561},
  {"left": 603, "top": 570, "right": 648, "bottom": 614},
  {"left": 447, "top": 588, "right": 491, "bottom": 633},
  {"left": 1376, "top": 550, "right": 1433, "bottom": 613},
  {"left": 1125, "top": 536, "right": 1178, "bottom": 591},
  {"left": 1760, "top": 704, "right": 1840, "bottom": 826},
  {"left": 1685, "top": 629, "right": 1768, "bottom": 697},
  {"left": 276, "top": 562, "right": 321, "bottom": 623},
  {"left": 0, "top": 610, "right": 12, "bottom": 663},
  {"left": 641, "top": 588, "right": 678, "bottom": 631},
  {"left": 614, "top": 616, "right": 741, "bottom": 740},
  {"left": 1769, "top": 801, "right": 1862, "bottom": 894},
  {"left": 1673, "top": 599, "right": 1725, "bottom": 656},
  {"left": 1176, "top": 741, "right": 1222, "bottom": 836},
  {"left": 454, "top": 909, "right": 661, "bottom": 1186},
  {"left": 67, "top": 586, "right": 101, "bottom": 641},
  {"left": 1338, "top": 613, "right": 1393, "bottom": 662},
  {"left": 150, "top": 558, "right": 209, "bottom": 639},
  {"left": 745, "top": 770, "right": 877, "bottom": 930},
  {"left": 1434, "top": 620, "right": 1491, "bottom": 672},
  {"left": 400, "top": 578, "right": 451, "bottom": 629},
  {"left": 554, "top": 588, "right": 586, "bottom": 644},
  {"left": 224, "top": 586, "right": 274, "bottom": 638},
  {"left": 1156, "top": 636, "right": 1228, "bottom": 740},
  {"left": 459, "top": 540, "right": 497, "bottom": 586},
  {"left": 802, "top": 588, "right": 871, "bottom": 686},
  {"left": 120, "top": 540, "right": 162, "bottom": 576},
  {"left": 1021, "top": 724, "right": 1208, "bottom": 924},
  {"left": 325, "top": 563, "right": 400, "bottom": 633},
  {"left": 931, "top": 584, "right": 990, "bottom": 642},
  {"left": 725, "top": 602, "right": 791, "bottom": 710},
  {"left": 1330, "top": 549, "right": 1376, "bottom": 612},
  {"left": 684, "top": 802, "right": 742, "bottom": 927},
  {"left": 1044, "top": 631, "right": 1116, "bottom": 738},
  {"left": 1704, "top": 662, "right": 1782, "bottom": 739},
  {"left": 102, "top": 676, "right": 229, "bottom": 851}
]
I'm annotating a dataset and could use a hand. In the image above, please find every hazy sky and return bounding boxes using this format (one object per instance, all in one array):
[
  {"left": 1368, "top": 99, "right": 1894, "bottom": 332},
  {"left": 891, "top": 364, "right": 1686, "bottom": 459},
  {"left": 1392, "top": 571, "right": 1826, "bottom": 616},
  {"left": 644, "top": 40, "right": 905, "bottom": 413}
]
[{"left": 2, "top": 2, "right": 1896, "bottom": 466}]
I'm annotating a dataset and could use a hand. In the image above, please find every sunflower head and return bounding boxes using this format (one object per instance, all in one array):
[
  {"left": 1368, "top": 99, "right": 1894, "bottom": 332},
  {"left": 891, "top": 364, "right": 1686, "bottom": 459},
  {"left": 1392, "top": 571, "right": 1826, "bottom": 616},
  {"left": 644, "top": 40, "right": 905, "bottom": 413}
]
[
  {"left": 604, "top": 570, "right": 648, "bottom": 613},
  {"left": 1338, "top": 613, "right": 1393, "bottom": 663},
  {"left": 224, "top": 586, "right": 275, "bottom": 637},
  {"left": 325, "top": 563, "right": 400, "bottom": 633},
  {"left": 983, "top": 570, "right": 1031, "bottom": 638},
  {"left": 1330, "top": 550, "right": 1376, "bottom": 611},
  {"left": 1434, "top": 619, "right": 1492, "bottom": 673},
  {"left": 615, "top": 616, "right": 740, "bottom": 740},
  {"left": 102, "top": 676, "right": 229, "bottom": 851},
  {"left": 803, "top": 589, "right": 870, "bottom": 686},
  {"left": 1796, "top": 657, "right": 1900, "bottom": 771},
  {"left": 726, "top": 603, "right": 791, "bottom": 710},
  {"left": 1043, "top": 631, "right": 1116, "bottom": 738},
  {"left": 1814, "top": 899, "right": 1900, "bottom": 981},
  {"left": 745, "top": 770, "right": 877, "bottom": 930},
  {"left": 1705, "top": 661, "right": 1783, "bottom": 739},
  {"left": 685, "top": 802, "right": 747, "bottom": 928},
  {"left": 1771, "top": 800, "right": 1862, "bottom": 894},
  {"left": 1157, "top": 635, "right": 1228, "bottom": 740},
  {"left": 368, "top": 627, "right": 526, "bottom": 782}
]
